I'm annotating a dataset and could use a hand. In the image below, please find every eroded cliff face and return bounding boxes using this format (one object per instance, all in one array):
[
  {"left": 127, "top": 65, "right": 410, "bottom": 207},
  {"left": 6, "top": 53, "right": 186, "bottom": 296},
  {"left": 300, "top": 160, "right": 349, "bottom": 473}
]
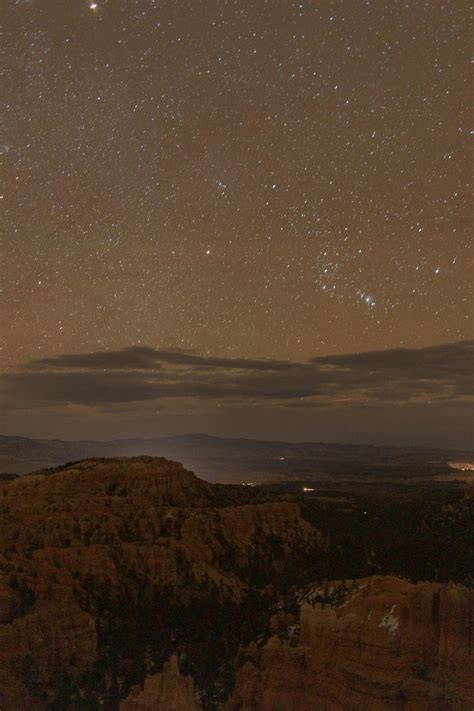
[
  {"left": 226, "top": 575, "right": 474, "bottom": 711},
  {"left": 0, "top": 457, "right": 322, "bottom": 709}
]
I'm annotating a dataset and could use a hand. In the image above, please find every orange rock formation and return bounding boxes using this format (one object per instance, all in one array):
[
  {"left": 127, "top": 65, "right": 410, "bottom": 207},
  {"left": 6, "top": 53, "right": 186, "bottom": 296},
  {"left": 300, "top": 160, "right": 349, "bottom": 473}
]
[
  {"left": 119, "top": 656, "right": 201, "bottom": 711},
  {"left": 226, "top": 575, "right": 473, "bottom": 710},
  {"left": 0, "top": 457, "right": 320, "bottom": 709}
]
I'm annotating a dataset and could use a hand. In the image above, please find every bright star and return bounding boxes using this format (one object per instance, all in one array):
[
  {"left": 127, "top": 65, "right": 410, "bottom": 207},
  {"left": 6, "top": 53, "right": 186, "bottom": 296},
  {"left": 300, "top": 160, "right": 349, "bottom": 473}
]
[{"left": 356, "top": 289, "right": 376, "bottom": 308}]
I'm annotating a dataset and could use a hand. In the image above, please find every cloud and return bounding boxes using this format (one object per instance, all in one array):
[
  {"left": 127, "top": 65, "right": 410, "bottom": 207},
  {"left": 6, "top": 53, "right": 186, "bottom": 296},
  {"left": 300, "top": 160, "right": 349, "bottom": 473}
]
[
  {"left": 29, "top": 346, "right": 294, "bottom": 372},
  {"left": 312, "top": 340, "right": 474, "bottom": 378},
  {"left": 2, "top": 340, "right": 472, "bottom": 411}
]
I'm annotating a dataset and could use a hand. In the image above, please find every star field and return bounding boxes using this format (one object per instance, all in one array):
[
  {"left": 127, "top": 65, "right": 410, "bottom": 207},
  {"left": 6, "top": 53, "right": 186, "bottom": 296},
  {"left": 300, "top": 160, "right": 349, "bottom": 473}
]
[{"left": 0, "top": 1, "right": 472, "bottom": 444}]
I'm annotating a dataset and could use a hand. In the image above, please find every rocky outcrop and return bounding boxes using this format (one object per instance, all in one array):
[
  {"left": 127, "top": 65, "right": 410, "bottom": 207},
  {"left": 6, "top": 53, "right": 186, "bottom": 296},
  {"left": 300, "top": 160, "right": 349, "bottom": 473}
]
[
  {"left": 4, "top": 456, "right": 211, "bottom": 506},
  {"left": 0, "top": 599, "right": 97, "bottom": 707},
  {"left": 0, "top": 457, "right": 322, "bottom": 709},
  {"left": 226, "top": 576, "right": 474, "bottom": 710},
  {"left": 120, "top": 656, "right": 201, "bottom": 711}
]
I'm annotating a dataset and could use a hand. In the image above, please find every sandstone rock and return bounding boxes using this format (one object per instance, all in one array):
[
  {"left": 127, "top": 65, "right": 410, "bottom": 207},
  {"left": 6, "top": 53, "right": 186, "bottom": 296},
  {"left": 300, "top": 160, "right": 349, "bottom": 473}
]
[
  {"left": 0, "top": 599, "right": 97, "bottom": 710},
  {"left": 119, "top": 655, "right": 202, "bottom": 711},
  {"left": 0, "top": 457, "right": 321, "bottom": 709},
  {"left": 227, "top": 576, "right": 474, "bottom": 710}
]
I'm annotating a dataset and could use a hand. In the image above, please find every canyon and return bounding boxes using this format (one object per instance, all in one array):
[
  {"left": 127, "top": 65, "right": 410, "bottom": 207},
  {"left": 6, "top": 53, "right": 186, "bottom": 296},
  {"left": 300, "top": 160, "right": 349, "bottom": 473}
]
[
  {"left": 0, "top": 457, "right": 321, "bottom": 709},
  {"left": 0, "top": 457, "right": 472, "bottom": 710}
]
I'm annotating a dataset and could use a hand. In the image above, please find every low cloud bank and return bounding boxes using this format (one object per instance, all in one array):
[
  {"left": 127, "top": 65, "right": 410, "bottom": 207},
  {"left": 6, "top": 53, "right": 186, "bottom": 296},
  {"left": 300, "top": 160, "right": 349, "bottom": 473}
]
[{"left": 2, "top": 340, "right": 472, "bottom": 410}]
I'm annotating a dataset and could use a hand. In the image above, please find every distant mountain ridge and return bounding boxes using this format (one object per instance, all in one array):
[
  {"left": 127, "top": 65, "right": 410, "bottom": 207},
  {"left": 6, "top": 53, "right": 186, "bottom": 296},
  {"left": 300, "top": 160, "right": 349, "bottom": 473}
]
[{"left": 1, "top": 433, "right": 472, "bottom": 481}]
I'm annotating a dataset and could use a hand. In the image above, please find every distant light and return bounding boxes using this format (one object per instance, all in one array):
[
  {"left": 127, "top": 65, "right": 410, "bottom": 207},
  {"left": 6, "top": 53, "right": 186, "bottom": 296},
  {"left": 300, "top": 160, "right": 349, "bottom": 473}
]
[
  {"left": 89, "top": 2, "right": 98, "bottom": 10},
  {"left": 448, "top": 461, "right": 474, "bottom": 471},
  {"left": 279, "top": 456, "right": 286, "bottom": 461},
  {"left": 303, "top": 487, "right": 315, "bottom": 492}
]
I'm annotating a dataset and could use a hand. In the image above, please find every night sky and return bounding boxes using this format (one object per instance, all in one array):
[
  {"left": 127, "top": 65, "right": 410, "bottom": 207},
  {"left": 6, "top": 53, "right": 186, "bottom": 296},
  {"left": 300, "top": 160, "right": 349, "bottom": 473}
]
[{"left": 1, "top": 1, "right": 472, "bottom": 446}]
